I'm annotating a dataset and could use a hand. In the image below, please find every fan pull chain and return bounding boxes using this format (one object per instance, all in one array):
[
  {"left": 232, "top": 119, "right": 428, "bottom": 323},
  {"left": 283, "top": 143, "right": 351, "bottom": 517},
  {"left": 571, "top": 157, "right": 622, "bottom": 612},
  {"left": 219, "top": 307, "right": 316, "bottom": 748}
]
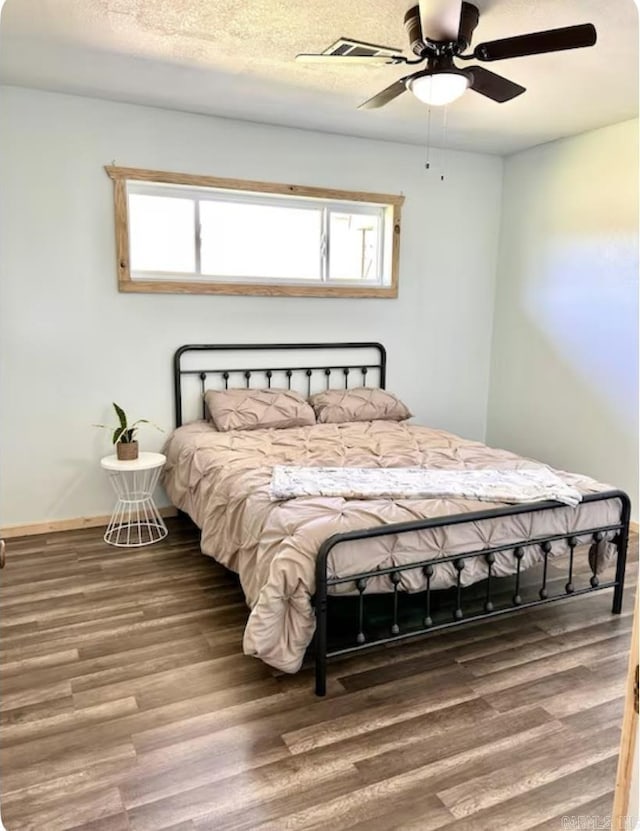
[
  {"left": 424, "top": 106, "right": 432, "bottom": 170},
  {"left": 441, "top": 105, "right": 449, "bottom": 181}
]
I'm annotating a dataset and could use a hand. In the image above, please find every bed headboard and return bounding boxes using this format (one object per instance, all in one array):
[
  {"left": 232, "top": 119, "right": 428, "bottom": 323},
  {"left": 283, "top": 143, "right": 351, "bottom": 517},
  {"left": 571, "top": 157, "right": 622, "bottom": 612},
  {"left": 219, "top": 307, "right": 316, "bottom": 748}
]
[{"left": 173, "top": 342, "right": 387, "bottom": 427}]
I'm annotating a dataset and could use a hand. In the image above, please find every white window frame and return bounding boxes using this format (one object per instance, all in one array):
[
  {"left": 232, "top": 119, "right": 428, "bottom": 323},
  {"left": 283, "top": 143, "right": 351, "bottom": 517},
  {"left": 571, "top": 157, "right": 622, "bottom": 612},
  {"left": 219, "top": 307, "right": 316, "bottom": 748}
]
[{"left": 105, "top": 166, "right": 404, "bottom": 298}]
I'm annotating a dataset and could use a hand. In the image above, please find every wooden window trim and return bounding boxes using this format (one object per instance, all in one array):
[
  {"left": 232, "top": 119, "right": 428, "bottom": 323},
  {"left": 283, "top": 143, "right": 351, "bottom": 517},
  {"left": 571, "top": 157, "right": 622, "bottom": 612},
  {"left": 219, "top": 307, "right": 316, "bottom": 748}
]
[{"left": 105, "top": 166, "right": 404, "bottom": 298}]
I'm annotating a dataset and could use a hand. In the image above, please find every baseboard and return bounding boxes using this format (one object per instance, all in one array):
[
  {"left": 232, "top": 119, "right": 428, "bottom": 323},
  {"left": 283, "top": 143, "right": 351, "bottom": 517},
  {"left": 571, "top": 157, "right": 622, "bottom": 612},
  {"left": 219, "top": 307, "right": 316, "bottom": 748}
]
[{"left": 0, "top": 506, "right": 179, "bottom": 539}]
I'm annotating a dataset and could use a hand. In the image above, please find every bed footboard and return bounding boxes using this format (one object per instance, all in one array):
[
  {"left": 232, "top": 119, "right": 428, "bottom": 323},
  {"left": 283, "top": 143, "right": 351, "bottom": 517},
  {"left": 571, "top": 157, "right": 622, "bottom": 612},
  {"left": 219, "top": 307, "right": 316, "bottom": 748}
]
[{"left": 313, "top": 490, "right": 631, "bottom": 696}]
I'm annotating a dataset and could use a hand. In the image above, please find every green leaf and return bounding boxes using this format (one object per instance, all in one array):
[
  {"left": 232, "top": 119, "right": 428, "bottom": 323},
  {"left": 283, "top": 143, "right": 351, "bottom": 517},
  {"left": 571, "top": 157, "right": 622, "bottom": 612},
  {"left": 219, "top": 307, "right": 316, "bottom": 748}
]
[
  {"left": 113, "top": 427, "right": 135, "bottom": 444},
  {"left": 130, "top": 418, "right": 164, "bottom": 433},
  {"left": 113, "top": 402, "right": 127, "bottom": 431}
]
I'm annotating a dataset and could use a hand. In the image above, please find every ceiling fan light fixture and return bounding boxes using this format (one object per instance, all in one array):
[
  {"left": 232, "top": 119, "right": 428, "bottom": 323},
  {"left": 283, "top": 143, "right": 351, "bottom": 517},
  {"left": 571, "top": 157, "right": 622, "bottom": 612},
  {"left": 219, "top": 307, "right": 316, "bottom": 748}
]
[{"left": 408, "top": 71, "right": 469, "bottom": 106}]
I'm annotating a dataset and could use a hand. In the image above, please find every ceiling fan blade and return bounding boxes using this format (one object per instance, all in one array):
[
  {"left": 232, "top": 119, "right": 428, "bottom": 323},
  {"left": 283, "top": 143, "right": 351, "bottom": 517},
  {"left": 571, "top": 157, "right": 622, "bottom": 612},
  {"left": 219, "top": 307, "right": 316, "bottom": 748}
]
[
  {"left": 473, "top": 23, "right": 596, "bottom": 62},
  {"left": 296, "top": 53, "right": 398, "bottom": 65},
  {"left": 404, "top": 6, "right": 425, "bottom": 57},
  {"left": 464, "top": 66, "right": 526, "bottom": 102},
  {"left": 358, "top": 77, "right": 409, "bottom": 110},
  {"left": 418, "top": 0, "right": 463, "bottom": 42}
]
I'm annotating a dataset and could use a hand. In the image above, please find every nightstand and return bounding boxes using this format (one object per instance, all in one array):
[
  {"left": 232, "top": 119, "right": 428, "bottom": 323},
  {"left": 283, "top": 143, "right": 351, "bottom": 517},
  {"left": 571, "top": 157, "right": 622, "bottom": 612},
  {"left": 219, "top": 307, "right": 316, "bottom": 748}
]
[{"left": 100, "top": 452, "right": 168, "bottom": 547}]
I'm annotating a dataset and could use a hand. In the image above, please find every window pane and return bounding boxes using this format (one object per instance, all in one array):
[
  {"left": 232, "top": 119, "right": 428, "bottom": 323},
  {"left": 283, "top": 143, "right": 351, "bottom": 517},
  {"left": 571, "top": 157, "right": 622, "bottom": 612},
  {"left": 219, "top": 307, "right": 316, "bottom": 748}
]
[
  {"left": 329, "top": 211, "right": 380, "bottom": 280},
  {"left": 200, "top": 201, "right": 321, "bottom": 280},
  {"left": 129, "top": 194, "right": 195, "bottom": 273}
]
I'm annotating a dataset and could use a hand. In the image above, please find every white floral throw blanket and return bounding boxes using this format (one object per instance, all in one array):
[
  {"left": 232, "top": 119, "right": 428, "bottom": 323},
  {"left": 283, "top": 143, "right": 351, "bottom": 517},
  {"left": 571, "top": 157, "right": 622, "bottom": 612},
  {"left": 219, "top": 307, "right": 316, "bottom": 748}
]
[{"left": 270, "top": 465, "right": 583, "bottom": 507}]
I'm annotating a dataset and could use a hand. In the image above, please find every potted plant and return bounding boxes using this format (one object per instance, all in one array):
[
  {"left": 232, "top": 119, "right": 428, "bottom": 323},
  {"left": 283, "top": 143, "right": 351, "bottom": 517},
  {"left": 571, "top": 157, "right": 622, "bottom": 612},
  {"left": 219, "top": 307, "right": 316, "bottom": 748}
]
[{"left": 96, "top": 403, "right": 162, "bottom": 461}]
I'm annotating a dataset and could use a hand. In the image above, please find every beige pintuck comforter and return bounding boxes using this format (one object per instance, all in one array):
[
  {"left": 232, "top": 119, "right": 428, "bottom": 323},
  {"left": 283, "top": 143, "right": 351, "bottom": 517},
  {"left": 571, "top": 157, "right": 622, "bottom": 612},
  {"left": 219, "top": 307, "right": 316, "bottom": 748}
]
[{"left": 162, "top": 420, "right": 621, "bottom": 673}]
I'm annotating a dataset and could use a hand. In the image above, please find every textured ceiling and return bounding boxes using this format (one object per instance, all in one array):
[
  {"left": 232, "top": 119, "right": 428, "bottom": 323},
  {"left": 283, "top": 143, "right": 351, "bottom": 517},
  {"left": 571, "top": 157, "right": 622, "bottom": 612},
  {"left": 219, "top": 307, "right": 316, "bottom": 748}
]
[{"left": 0, "top": 0, "right": 637, "bottom": 154}]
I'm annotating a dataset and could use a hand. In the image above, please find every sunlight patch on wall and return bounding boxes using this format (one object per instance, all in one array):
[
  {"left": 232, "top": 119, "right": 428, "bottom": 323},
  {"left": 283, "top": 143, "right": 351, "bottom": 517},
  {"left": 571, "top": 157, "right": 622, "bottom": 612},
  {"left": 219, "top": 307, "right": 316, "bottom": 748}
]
[{"left": 523, "top": 232, "right": 638, "bottom": 429}]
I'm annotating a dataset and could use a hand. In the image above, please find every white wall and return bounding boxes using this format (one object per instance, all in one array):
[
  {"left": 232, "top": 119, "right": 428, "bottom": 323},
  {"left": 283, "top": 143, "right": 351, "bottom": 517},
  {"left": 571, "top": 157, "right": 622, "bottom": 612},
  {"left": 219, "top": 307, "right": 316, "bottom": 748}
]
[
  {"left": 487, "top": 119, "right": 639, "bottom": 509},
  {"left": 0, "top": 86, "right": 503, "bottom": 526}
]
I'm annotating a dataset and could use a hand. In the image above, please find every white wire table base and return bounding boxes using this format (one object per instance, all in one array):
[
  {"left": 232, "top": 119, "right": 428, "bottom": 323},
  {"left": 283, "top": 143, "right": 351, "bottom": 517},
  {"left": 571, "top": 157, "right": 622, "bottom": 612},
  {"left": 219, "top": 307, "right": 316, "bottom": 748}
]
[{"left": 103, "top": 464, "right": 168, "bottom": 548}]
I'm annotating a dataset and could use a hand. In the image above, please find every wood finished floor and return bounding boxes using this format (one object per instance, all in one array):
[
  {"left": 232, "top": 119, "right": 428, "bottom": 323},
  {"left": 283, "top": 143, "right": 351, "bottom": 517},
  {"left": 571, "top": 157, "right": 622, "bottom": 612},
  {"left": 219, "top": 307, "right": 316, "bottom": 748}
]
[{"left": 0, "top": 520, "right": 637, "bottom": 831}]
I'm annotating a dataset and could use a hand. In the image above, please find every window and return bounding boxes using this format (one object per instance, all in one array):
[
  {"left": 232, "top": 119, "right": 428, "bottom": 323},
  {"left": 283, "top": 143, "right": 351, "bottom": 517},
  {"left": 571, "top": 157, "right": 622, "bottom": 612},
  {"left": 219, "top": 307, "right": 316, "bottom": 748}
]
[{"left": 106, "top": 167, "right": 403, "bottom": 298}]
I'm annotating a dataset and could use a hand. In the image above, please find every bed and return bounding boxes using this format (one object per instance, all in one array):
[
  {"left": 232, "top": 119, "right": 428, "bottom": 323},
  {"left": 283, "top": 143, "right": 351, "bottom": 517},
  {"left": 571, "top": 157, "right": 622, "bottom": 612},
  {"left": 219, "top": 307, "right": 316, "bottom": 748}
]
[{"left": 163, "top": 342, "right": 630, "bottom": 696}]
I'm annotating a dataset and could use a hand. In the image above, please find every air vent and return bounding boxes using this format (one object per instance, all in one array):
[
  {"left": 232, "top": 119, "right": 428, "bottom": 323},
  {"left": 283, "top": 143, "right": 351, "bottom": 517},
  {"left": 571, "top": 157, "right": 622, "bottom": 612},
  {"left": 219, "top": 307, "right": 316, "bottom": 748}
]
[{"left": 323, "top": 38, "right": 402, "bottom": 58}]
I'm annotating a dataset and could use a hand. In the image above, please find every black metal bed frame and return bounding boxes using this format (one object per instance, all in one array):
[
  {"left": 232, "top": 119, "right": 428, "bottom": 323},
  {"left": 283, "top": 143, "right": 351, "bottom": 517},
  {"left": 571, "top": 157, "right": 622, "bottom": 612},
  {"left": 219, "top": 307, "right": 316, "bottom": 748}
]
[
  {"left": 173, "top": 343, "right": 630, "bottom": 697},
  {"left": 173, "top": 342, "right": 386, "bottom": 427}
]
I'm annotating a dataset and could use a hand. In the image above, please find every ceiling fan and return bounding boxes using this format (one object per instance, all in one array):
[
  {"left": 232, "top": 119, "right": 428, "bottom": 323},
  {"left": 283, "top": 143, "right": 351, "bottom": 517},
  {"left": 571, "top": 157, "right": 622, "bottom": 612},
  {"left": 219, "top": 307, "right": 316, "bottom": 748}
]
[{"left": 296, "top": 1, "right": 597, "bottom": 108}]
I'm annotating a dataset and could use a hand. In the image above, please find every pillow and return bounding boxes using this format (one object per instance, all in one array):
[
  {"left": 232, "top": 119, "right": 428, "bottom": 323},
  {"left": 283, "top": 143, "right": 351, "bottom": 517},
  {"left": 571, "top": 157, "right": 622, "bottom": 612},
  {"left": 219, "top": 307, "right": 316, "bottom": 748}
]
[
  {"left": 204, "top": 388, "right": 316, "bottom": 432},
  {"left": 309, "top": 387, "right": 412, "bottom": 424}
]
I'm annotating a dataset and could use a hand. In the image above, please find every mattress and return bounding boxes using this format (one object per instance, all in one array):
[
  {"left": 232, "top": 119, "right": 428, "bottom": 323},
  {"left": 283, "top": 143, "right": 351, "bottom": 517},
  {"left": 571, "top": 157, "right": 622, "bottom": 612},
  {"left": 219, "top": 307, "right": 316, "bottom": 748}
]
[{"left": 162, "top": 419, "right": 621, "bottom": 673}]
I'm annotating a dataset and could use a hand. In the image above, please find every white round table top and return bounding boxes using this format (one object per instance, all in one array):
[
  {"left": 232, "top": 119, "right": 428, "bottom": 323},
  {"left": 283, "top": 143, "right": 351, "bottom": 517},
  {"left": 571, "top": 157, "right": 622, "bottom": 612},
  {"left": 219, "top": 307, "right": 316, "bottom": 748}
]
[{"left": 100, "top": 451, "right": 166, "bottom": 472}]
